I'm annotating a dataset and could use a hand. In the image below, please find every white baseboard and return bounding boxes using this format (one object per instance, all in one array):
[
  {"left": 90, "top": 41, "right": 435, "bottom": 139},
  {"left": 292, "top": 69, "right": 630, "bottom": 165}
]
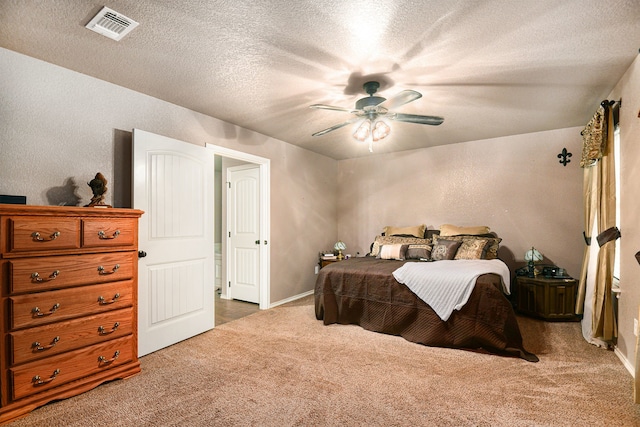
[
  {"left": 614, "top": 346, "right": 635, "bottom": 377},
  {"left": 269, "top": 290, "right": 314, "bottom": 308}
]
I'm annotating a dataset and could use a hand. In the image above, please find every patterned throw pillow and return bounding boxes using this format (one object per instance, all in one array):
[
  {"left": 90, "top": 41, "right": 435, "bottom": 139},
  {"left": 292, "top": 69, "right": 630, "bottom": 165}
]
[
  {"left": 377, "top": 244, "right": 409, "bottom": 260},
  {"left": 432, "top": 234, "right": 502, "bottom": 260},
  {"left": 454, "top": 238, "right": 489, "bottom": 260},
  {"left": 431, "top": 239, "right": 462, "bottom": 261},
  {"left": 405, "top": 244, "right": 432, "bottom": 260},
  {"left": 370, "top": 235, "right": 431, "bottom": 257}
]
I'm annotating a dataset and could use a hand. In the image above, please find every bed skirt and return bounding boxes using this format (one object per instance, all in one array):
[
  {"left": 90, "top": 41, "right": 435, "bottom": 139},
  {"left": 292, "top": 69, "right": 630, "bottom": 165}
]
[{"left": 315, "top": 257, "right": 538, "bottom": 362}]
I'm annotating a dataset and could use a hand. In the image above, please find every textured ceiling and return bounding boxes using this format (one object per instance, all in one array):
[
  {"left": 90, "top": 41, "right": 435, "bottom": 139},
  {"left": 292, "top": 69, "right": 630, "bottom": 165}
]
[{"left": 1, "top": 0, "right": 639, "bottom": 160}]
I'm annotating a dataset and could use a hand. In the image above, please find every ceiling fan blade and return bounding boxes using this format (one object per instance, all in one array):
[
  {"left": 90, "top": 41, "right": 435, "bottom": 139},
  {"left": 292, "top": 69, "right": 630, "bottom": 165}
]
[
  {"left": 310, "top": 104, "right": 356, "bottom": 113},
  {"left": 390, "top": 113, "right": 444, "bottom": 126},
  {"left": 377, "top": 90, "right": 422, "bottom": 110},
  {"left": 312, "top": 117, "right": 360, "bottom": 136}
]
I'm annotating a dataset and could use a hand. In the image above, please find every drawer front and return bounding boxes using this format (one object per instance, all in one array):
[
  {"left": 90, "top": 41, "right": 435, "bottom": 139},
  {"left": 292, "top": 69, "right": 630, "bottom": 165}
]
[
  {"left": 82, "top": 218, "right": 136, "bottom": 249},
  {"left": 10, "top": 252, "right": 135, "bottom": 293},
  {"left": 10, "top": 308, "right": 134, "bottom": 365},
  {"left": 10, "top": 280, "right": 134, "bottom": 329},
  {"left": 10, "top": 335, "right": 134, "bottom": 400},
  {"left": 8, "top": 217, "right": 81, "bottom": 253}
]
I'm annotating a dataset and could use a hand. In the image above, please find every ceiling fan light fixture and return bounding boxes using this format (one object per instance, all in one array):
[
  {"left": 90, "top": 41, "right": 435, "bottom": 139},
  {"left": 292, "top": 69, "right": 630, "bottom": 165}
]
[
  {"left": 353, "top": 119, "right": 390, "bottom": 152},
  {"left": 311, "top": 80, "right": 443, "bottom": 152},
  {"left": 371, "top": 120, "right": 390, "bottom": 141},
  {"left": 353, "top": 120, "right": 371, "bottom": 141}
]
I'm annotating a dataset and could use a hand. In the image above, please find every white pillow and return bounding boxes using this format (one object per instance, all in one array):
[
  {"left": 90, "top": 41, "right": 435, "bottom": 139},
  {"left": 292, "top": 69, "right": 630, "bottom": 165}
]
[{"left": 377, "top": 244, "right": 409, "bottom": 260}]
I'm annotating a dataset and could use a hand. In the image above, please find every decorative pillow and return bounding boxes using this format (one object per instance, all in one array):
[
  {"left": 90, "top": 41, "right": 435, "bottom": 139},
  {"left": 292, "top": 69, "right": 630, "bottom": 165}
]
[
  {"left": 377, "top": 244, "right": 409, "bottom": 260},
  {"left": 454, "top": 238, "right": 490, "bottom": 260},
  {"left": 424, "top": 229, "right": 440, "bottom": 240},
  {"left": 405, "top": 244, "right": 432, "bottom": 260},
  {"left": 482, "top": 238, "right": 502, "bottom": 260},
  {"left": 382, "top": 224, "right": 426, "bottom": 238},
  {"left": 431, "top": 239, "right": 462, "bottom": 261},
  {"left": 440, "top": 224, "right": 491, "bottom": 236},
  {"left": 370, "top": 235, "right": 431, "bottom": 257},
  {"left": 432, "top": 234, "right": 502, "bottom": 260}
]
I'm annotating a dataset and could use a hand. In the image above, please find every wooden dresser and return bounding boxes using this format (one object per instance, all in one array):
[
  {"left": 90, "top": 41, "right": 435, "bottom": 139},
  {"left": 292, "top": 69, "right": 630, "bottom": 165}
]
[{"left": 0, "top": 204, "right": 143, "bottom": 424}]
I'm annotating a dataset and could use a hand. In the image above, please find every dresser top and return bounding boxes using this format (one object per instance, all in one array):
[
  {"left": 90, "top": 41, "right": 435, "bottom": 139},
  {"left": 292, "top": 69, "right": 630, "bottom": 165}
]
[{"left": 0, "top": 204, "right": 144, "bottom": 218}]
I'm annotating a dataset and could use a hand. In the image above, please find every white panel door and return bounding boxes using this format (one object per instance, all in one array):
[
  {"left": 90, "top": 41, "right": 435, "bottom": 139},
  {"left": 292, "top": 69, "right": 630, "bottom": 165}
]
[
  {"left": 228, "top": 165, "right": 260, "bottom": 303},
  {"left": 133, "top": 129, "right": 214, "bottom": 356}
]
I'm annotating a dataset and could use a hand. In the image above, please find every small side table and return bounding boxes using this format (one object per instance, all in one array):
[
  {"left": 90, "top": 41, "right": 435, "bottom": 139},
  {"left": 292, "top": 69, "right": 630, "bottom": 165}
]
[
  {"left": 320, "top": 259, "right": 340, "bottom": 268},
  {"left": 515, "top": 276, "right": 579, "bottom": 321}
]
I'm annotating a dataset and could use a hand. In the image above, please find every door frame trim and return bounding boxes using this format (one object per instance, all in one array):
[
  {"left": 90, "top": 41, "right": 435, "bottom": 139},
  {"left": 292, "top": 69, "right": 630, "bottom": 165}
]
[{"left": 205, "top": 143, "right": 270, "bottom": 310}]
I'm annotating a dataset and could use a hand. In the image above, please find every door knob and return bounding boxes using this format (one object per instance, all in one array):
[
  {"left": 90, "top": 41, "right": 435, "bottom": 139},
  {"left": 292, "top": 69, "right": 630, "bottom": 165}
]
[
  {"left": 255, "top": 240, "right": 260, "bottom": 245},
  {"left": 138, "top": 250, "right": 147, "bottom": 258}
]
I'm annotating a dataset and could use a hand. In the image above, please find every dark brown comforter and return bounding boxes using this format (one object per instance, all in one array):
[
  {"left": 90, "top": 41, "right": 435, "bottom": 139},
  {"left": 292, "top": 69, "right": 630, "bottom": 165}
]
[{"left": 315, "top": 257, "right": 538, "bottom": 362}]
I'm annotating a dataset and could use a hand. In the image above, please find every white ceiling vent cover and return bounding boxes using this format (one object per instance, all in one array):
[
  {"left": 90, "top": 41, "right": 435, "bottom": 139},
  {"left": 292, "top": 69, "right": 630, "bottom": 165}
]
[{"left": 85, "top": 6, "right": 139, "bottom": 41}]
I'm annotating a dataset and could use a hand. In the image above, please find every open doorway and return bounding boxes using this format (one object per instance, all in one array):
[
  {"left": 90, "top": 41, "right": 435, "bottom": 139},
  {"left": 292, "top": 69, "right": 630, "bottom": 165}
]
[
  {"left": 207, "top": 143, "right": 271, "bottom": 325},
  {"left": 214, "top": 157, "right": 259, "bottom": 325}
]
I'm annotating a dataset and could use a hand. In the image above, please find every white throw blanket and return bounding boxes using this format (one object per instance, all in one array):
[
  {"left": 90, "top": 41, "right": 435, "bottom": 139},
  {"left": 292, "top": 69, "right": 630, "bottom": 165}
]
[{"left": 392, "top": 259, "right": 511, "bottom": 322}]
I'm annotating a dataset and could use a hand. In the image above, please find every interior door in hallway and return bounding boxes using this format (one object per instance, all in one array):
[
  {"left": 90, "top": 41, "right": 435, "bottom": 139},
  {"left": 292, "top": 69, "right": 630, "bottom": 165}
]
[
  {"left": 227, "top": 164, "right": 260, "bottom": 304},
  {"left": 133, "top": 129, "right": 215, "bottom": 356}
]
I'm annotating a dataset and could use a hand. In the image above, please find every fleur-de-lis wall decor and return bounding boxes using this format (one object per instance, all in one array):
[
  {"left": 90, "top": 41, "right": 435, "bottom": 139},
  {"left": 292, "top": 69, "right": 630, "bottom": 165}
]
[{"left": 557, "top": 148, "right": 572, "bottom": 166}]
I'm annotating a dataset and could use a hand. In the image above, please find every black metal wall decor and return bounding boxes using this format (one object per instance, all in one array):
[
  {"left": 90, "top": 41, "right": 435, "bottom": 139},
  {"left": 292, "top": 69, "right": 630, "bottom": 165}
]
[{"left": 557, "top": 148, "right": 572, "bottom": 166}]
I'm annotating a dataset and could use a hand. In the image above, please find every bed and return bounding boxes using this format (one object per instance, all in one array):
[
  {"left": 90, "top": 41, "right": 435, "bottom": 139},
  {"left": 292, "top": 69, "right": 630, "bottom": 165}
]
[{"left": 314, "top": 250, "right": 538, "bottom": 362}]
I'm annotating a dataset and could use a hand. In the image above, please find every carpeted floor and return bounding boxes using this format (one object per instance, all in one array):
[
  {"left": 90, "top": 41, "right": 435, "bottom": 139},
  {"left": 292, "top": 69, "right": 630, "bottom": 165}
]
[{"left": 7, "top": 296, "right": 640, "bottom": 426}]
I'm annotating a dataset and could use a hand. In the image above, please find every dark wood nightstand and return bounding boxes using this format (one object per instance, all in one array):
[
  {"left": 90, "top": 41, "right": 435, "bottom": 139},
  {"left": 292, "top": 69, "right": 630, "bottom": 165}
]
[
  {"left": 515, "top": 276, "right": 579, "bottom": 321},
  {"left": 320, "top": 258, "right": 340, "bottom": 268}
]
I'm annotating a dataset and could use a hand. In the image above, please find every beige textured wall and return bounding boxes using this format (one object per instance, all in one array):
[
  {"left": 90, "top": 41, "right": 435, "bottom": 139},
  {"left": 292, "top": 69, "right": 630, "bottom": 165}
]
[
  {"left": 0, "top": 48, "right": 338, "bottom": 305},
  {"left": 337, "top": 128, "right": 584, "bottom": 278},
  {"left": 610, "top": 54, "right": 640, "bottom": 366}
]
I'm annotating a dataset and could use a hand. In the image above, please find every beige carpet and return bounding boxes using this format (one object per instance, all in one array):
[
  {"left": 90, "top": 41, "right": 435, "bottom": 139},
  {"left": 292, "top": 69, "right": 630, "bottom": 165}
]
[{"left": 8, "top": 296, "right": 640, "bottom": 426}]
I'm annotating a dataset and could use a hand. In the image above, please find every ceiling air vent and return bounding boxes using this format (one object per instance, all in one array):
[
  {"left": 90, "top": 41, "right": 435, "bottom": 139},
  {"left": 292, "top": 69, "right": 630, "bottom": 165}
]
[{"left": 85, "top": 6, "right": 139, "bottom": 41}]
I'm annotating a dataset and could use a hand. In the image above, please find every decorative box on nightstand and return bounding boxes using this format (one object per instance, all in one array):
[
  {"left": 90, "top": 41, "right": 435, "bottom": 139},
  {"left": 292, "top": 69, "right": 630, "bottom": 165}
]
[{"left": 515, "top": 276, "right": 579, "bottom": 321}]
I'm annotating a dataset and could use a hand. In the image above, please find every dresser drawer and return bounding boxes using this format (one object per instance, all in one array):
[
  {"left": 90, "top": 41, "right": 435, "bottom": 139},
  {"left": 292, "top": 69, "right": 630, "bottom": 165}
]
[
  {"left": 7, "top": 217, "right": 81, "bottom": 253},
  {"left": 10, "top": 335, "right": 134, "bottom": 400},
  {"left": 10, "top": 252, "right": 135, "bottom": 293},
  {"left": 82, "top": 218, "right": 137, "bottom": 249},
  {"left": 10, "top": 280, "right": 134, "bottom": 330},
  {"left": 10, "top": 308, "right": 133, "bottom": 365}
]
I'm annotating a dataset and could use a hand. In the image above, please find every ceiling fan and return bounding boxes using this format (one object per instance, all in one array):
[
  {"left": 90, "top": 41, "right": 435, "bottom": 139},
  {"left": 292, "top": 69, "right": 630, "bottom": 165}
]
[{"left": 310, "top": 81, "right": 444, "bottom": 152}]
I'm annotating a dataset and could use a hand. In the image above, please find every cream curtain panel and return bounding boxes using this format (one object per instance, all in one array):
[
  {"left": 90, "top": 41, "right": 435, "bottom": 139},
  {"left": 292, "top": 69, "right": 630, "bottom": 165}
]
[
  {"left": 575, "top": 104, "right": 618, "bottom": 344},
  {"left": 575, "top": 166, "right": 596, "bottom": 314}
]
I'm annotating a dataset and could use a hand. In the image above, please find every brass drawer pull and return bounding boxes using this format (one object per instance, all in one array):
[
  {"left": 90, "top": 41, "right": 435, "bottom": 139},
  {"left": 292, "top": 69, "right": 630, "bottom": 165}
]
[
  {"left": 98, "top": 293, "right": 120, "bottom": 305},
  {"left": 97, "top": 264, "right": 120, "bottom": 275},
  {"left": 31, "top": 231, "right": 60, "bottom": 242},
  {"left": 31, "top": 270, "right": 60, "bottom": 283},
  {"left": 33, "top": 336, "right": 60, "bottom": 351},
  {"left": 98, "top": 322, "right": 120, "bottom": 335},
  {"left": 98, "top": 230, "right": 121, "bottom": 240},
  {"left": 98, "top": 350, "right": 120, "bottom": 365},
  {"left": 33, "top": 369, "right": 60, "bottom": 385},
  {"left": 32, "top": 303, "right": 61, "bottom": 317}
]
